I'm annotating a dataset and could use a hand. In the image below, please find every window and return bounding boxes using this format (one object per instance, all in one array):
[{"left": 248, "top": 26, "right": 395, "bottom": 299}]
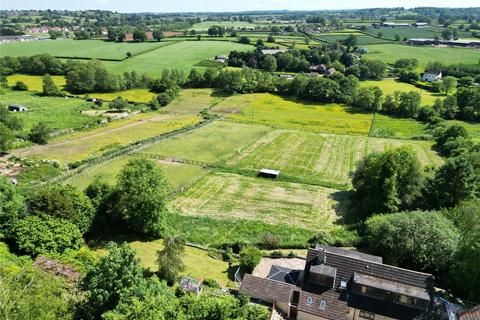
[
  {"left": 319, "top": 300, "right": 326, "bottom": 310},
  {"left": 359, "top": 311, "right": 375, "bottom": 320},
  {"left": 339, "top": 278, "right": 347, "bottom": 289},
  {"left": 395, "top": 294, "right": 417, "bottom": 305},
  {"left": 306, "top": 296, "right": 313, "bottom": 305}
]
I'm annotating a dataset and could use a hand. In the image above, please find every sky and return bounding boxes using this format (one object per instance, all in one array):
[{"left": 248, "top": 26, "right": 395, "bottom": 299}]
[{"left": 1, "top": 0, "right": 478, "bottom": 13}]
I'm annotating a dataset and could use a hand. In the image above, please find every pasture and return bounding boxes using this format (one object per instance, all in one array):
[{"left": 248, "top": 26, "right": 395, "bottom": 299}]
[
  {"left": 191, "top": 21, "right": 257, "bottom": 31},
  {"left": 0, "top": 39, "right": 175, "bottom": 60},
  {"left": 229, "top": 130, "right": 442, "bottom": 186},
  {"left": 316, "top": 34, "right": 393, "bottom": 45},
  {"left": 363, "top": 44, "right": 480, "bottom": 66},
  {"left": 213, "top": 93, "right": 373, "bottom": 135},
  {"left": 64, "top": 155, "right": 208, "bottom": 191},
  {"left": 0, "top": 90, "right": 100, "bottom": 132},
  {"left": 141, "top": 121, "right": 271, "bottom": 164},
  {"left": 370, "top": 114, "right": 427, "bottom": 139},
  {"left": 172, "top": 172, "right": 348, "bottom": 231},
  {"left": 13, "top": 114, "right": 200, "bottom": 164},
  {"left": 103, "top": 41, "right": 252, "bottom": 77},
  {"left": 447, "top": 120, "right": 480, "bottom": 141},
  {"left": 162, "top": 88, "right": 221, "bottom": 116},
  {"left": 360, "top": 79, "right": 441, "bottom": 105},
  {"left": 363, "top": 26, "right": 443, "bottom": 40},
  {"left": 7, "top": 74, "right": 66, "bottom": 92}
]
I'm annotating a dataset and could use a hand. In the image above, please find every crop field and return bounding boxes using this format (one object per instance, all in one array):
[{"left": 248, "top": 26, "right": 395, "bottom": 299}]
[
  {"left": 191, "top": 21, "right": 257, "bottom": 31},
  {"left": 0, "top": 90, "right": 100, "bottom": 132},
  {"left": 141, "top": 121, "right": 271, "bottom": 164},
  {"left": 172, "top": 172, "right": 348, "bottom": 230},
  {"left": 85, "top": 89, "right": 157, "bottom": 103},
  {"left": 360, "top": 79, "right": 441, "bottom": 105},
  {"left": 363, "top": 44, "right": 480, "bottom": 66},
  {"left": 370, "top": 114, "right": 427, "bottom": 139},
  {"left": 13, "top": 114, "right": 200, "bottom": 164},
  {"left": 213, "top": 93, "right": 373, "bottom": 135},
  {"left": 7, "top": 74, "right": 66, "bottom": 91},
  {"left": 103, "top": 41, "right": 252, "bottom": 77},
  {"left": 229, "top": 130, "right": 442, "bottom": 186},
  {"left": 0, "top": 39, "right": 175, "bottom": 60},
  {"left": 64, "top": 155, "right": 208, "bottom": 191}
]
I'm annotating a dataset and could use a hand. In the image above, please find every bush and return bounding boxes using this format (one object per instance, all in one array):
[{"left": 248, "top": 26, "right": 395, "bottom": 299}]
[
  {"left": 157, "top": 93, "right": 171, "bottom": 106},
  {"left": 11, "top": 215, "right": 83, "bottom": 255},
  {"left": 109, "top": 97, "right": 130, "bottom": 110},
  {"left": 239, "top": 246, "right": 262, "bottom": 273},
  {"left": 202, "top": 278, "right": 220, "bottom": 288},
  {"left": 238, "top": 36, "right": 251, "bottom": 44},
  {"left": 12, "top": 81, "right": 28, "bottom": 91},
  {"left": 28, "top": 122, "right": 50, "bottom": 144}
]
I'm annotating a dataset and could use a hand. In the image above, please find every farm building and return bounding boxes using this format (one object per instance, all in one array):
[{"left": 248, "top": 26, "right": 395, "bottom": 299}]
[
  {"left": 381, "top": 22, "right": 410, "bottom": 27},
  {"left": 259, "top": 168, "right": 280, "bottom": 179},
  {"left": 326, "top": 67, "right": 336, "bottom": 75},
  {"left": 0, "top": 35, "right": 36, "bottom": 44},
  {"left": 8, "top": 104, "right": 28, "bottom": 112},
  {"left": 117, "top": 33, "right": 134, "bottom": 42},
  {"left": 422, "top": 70, "right": 442, "bottom": 82},
  {"left": 214, "top": 55, "right": 228, "bottom": 63},
  {"left": 240, "top": 244, "right": 436, "bottom": 320},
  {"left": 413, "top": 22, "right": 428, "bottom": 27},
  {"left": 261, "top": 49, "right": 288, "bottom": 55},
  {"left": 279, "top": 74, "right": 295, "bottom": 80},
  {"left": 309, "top": 64, "right": 328, "bottom": 73},
  {"left": 408, "top": 38, "right": 480, "bottom": 47}
]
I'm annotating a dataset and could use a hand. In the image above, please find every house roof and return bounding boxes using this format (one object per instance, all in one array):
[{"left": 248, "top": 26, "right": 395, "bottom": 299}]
[
  {"left": 261, "top": 49, "right": 288, "bottom": 55},
  {"left": 459, "top": 306, "right": 480, "bottom": 320},
  {"left": 315, "top": 244, "right": 383, "bottom": 264},
  {"left": 310, "top": 264, "right": 337, "bottom": 278},
  {"left": 240, "top": 274, "right": 294, "bottom": 303},
  {"left": 267, "top": 265, "right": 300, "bottom": 285},
  {"left": 353, "top": 273, "right": 430, "bottom": 300},
  {"left": 260, "top": 168, "right": 280, "bottom": 176}
]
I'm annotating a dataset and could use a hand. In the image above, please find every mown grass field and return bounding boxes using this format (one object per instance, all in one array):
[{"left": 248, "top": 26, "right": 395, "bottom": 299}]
[
  {"left": 0, "top": 89, "right": 100, "bottom": 132},
  {"left": 363, "top": 44, "right": 480, "bottom": 66},
  {"left": 162, "top": 88, "right": 221, "bottom": 116},
  {"left": 103, "top": 41, "right": 252, "bottom": 77},
  {"left": 229, "top": 130, "right": 442, "bottom": 186},
  {"left": 13, "top": 115, "right": 200, "bottom": 164},
  {"left": 360, "top": 79, "right": 442, "bottom": 105},
  {"left": 95, "top": 239, "right": 231, "bottom": 286},
  {"left": 7, "top": 74, "right": 66, "bottom": 91},
  {"left": 363, "top": 26, "right": 443, "bottom": 40},
  {"left": 213, "top": 93, "right": 373, "bottom": 135},
  {"left": 172, "top": 172, "right": 348, "bottom": 230},
  {"left": 370, "top": 114, "right": 427, "bottom": 139},
  {"left": 0, "top": 39, "right": 175, "bottom": 60},
  {"left": 64, "top": 155, "right": 208, "bottom": 191},
  {"left": 141, "top": 121, "right": 271, "bottom": 164}
]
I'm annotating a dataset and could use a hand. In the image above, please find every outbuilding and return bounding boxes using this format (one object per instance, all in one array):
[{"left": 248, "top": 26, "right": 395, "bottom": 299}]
[
  {"left": 8, "top": 104, "right": 28, "bottom": 112},
  {"left": 259, "top": 168, "right": 280, "bottom": 179}
]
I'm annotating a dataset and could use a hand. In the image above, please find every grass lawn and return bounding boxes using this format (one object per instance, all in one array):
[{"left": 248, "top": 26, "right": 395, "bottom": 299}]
[
  {"left": 360, "top": 79, "right": 442, "bottom": 106},
  {"left": 141, "top": 121, "right": 271, "bottom": 164},
  {"left": 13, "top": 114, "right": 200, "bottom": 164},
  {"left": 370, "top": 114, "right": 427, "bottom": 139},
  {"left": 7, "top": 74, "right": 66, "bottom": 92},
  {"left": 172, "top": 172, "right": 348, "bottom": 231},
  {"left": 213, "top": 93, "right": 373, "bottom": 136},
  {"left": 0, "top": 39, "right": 175, "bottom": 60},
  {"left": 363, "top": 44, "right": 480, "bottom": 66},
  {"left": 103, "top": 41, "right": 253, "bottom": 77},
  {"left": 64, "top": 155, "right": 208, "bottom": 191},
  {"left": 94, "top": 239, "right": 232, "bottom": 287},
  {"left": 0, "top": 89, "right": 100, "bottom": 133},
  {"left": 229, "top": 130, "right": 442, "bottom": 186}
]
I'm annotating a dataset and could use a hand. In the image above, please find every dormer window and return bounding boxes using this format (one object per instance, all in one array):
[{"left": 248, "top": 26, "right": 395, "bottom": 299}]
[{"left": 306, "top": 296, "right": 313, "bottom": 305}]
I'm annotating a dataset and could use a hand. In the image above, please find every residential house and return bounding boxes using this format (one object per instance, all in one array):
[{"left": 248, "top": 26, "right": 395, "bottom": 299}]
[
  {"left": 240, "top": 244, "right": 435, "bottom": 320},
  {"left": 146, "top": 31, "right": 154, "bottom": 41},
  {"left": 326, "top": 67, "right": 336, "bottom": 75},
  {"left": 422, "top": 71, "right": 442, "bottom": 83},
  {"left": 309, "top": 64, "right": 328, "bottom": 73},
  {"left": 261, "top": 49, "right": 288, "bottom": 55}
]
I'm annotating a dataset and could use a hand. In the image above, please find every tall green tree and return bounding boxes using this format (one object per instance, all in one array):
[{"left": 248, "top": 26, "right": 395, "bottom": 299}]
[
  {"left": 42, "top": 74, "right": 62, "bottom": 96},
  {"left": 0, "top": 123, "right": 14, "bottom": 153},
  {"left": 352, "top": 146, "right": 423, "bottom": 218},
  {"left": 115, "top": 158, "right": 169, "bottom": 235},
  {"left": 0, "top": 175, "right": 24, "bottom": 239},
  {"left": 157, "top": 236, "right": 185, "bottom": 285},
  {"left": 262, "top": 55, "right": 277, "bottom": 72}
]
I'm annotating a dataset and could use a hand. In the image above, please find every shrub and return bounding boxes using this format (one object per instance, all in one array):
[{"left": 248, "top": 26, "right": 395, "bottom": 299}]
[
  {"left": 109, "top": 97, "right": 130, "bottom": 110},
  {"left": 28, "top": 122, "right": 50, "bottom": 144},
  {"left": 12, "top": 81, "right": 28, "bottom": 91},
  {"left": 157, "top": 93, "right": 171, "bottom": 106},
  {"left": 202, "top": 278, "right": 220, "bottom": 288},
  {"left": 239, "top": 246, "right": 262, "bottom": 273},
  {"left": 11, "top": 215, "right": 83, "bottom": 255}
]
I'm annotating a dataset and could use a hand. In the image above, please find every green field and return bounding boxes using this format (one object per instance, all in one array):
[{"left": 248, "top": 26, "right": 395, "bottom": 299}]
[
  {"left": 214, "top": 93, "right": 373, "bottom": 135},
  {"left": 0, "top": 90, "right": 100, "bottom": 132},
  {"left": 229, "top": 130, "right": 442, "bottom": 186},
  {"left": 370, "top": 114, "right": 427, "bottom": 139},
  {"left": 162, "top": 88, "right": 221, "bottom": 116},
  {"left": 316, "top": 34, "right": 393, "bottom": 45},
  {"left": 103, "top": 41, "right": 252, "bottom": 77},
  {"left": 13, "top": 114, "right": 200, "bottom": 164},
  {"left": 0, "top": 39, "right": 175, "bottom": 60},
  {"left": 360, "top": 79, "right": 442, "bottom": 105},
  {"left": 173, "top": 172, "right": 348, "bottom": 231},
  {"left": 86, "top": 89, "right": 157, "bottom": 103},
  {"left": 363, "top": 44, "right": 480, "bottom": 66},
  {"left": 64, "top": 155, "right": 208, "bottom": 191},
  {"left": 141, "top": 121, "right": 271, "bottom": 164},
  {"left": 363, "top": 26, "right": 443, "bottom": 40}
]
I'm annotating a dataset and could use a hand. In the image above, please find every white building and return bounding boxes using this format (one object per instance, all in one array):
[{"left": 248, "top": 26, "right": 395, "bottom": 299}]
[{"left": 422, "top": 71, "right": 442, "bottom": 82}]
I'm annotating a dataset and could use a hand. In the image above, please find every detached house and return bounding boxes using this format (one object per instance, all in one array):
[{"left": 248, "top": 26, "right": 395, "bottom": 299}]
[
  {"left": 240, "top": 244, "right": 435, "bottom": 320},
  {"left": 422, "top": 71, "right": 442, "bottom": 83}
]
